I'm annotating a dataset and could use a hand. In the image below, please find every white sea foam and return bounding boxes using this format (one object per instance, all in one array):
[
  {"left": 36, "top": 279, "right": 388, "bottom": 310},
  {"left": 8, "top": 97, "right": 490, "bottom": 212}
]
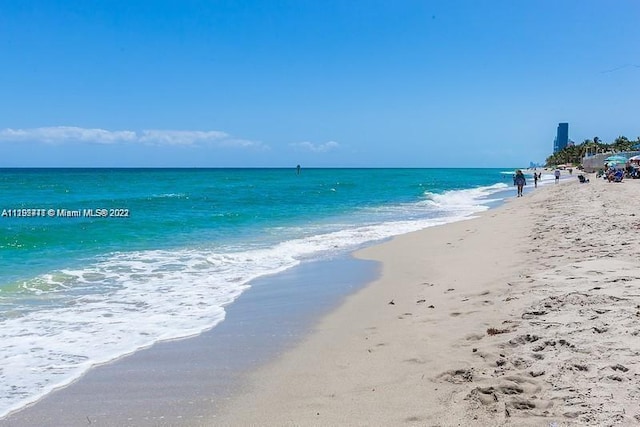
[
  {"left": 423, "top": 183, "right": 508, "bottom": 212},
  {"left": 0, "top": 182, "right": 508, "bottom": 418}
]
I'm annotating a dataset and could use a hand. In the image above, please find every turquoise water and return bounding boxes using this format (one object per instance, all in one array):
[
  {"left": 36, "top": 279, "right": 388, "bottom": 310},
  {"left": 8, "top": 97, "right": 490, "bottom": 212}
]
[{"left": 0, "top": 167, "right": 517, "bottom": 417}]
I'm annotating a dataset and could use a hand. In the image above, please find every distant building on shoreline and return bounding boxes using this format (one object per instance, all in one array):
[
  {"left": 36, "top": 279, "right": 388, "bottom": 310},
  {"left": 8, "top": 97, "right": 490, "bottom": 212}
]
[{"left": 553, "top": 122, "right": 569, "bottom": 153}]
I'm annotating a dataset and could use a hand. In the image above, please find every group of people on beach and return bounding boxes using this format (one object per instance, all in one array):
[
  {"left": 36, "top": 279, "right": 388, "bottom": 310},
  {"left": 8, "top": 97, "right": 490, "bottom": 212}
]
[
  {"left": 534, "top": 172, "right": 542, "bottom": 187},
  {"left": 598, "top": 163, "right": 640, "bottom": 181},
  {"left": 513, "top": 170, "right": 545, "bottom": 197}
]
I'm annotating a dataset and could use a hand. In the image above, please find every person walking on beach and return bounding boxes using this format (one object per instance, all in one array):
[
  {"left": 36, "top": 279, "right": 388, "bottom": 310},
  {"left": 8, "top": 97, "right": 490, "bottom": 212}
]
[
  {"left": 533, "top": 172, "right": 538, "bottom": 188},
  {"left": 554, "top": 169, "right": 561, "bottom": 183},
  {"left": 514, "top": 169, "right": 526, "bottom": 197}
]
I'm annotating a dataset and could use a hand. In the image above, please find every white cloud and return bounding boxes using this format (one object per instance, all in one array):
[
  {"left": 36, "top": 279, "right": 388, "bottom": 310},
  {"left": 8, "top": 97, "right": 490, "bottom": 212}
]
[
  {"left": 138, "top": 130, "right": 228, "bottom": 146},
  {"left": 0, "top": 126, "right": 136, "bottom": 144},
  {"left": 0, "top": 126, "right": 267, "bottom": 149},
  {"left": 290, "top": 140, "right": 340, "bottom": 153}
]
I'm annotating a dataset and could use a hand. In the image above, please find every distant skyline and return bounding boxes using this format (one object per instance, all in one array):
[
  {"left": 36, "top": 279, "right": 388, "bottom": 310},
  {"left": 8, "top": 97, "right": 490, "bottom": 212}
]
[{"left": 1, "top": 1, "right": 639, "bottom": 167}]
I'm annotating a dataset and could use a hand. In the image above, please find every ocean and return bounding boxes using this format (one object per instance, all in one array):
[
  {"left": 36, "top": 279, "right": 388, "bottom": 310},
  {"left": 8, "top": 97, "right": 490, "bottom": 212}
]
[{"left": 0, "top": 167, "right": 529, "bottom": 417}]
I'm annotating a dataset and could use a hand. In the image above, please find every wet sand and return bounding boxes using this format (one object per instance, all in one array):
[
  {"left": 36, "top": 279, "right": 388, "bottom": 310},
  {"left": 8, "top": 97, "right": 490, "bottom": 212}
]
[{"left": 0, "top": 257, "right": 378, "bottom": 426}]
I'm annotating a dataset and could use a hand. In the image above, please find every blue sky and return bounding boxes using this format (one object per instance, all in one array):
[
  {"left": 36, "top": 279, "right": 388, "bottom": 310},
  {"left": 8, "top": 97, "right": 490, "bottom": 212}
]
[{"left": 1, "top": 0, "right": 638, "bottom": 167}]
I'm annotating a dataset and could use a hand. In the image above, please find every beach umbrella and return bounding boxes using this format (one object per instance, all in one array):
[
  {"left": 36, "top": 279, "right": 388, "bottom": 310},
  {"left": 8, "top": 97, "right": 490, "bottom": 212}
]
[{"left": 605, "top": 155, "right": 628, "bottom": 164}]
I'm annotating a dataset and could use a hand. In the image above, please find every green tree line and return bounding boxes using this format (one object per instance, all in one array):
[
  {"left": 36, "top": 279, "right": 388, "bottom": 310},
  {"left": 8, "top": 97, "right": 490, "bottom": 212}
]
[{"left": 545, "top": 136, "right": 640, "bottom": 166}]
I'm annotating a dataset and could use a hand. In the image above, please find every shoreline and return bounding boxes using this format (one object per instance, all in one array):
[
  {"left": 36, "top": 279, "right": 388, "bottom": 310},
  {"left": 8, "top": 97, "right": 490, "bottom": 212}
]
[
  {"left": 0, "top": 256, "right": 379, "bottom": 426},
  {"left": 1, "top": 171, "right": 515, "bottom": 424},
  {"left": 5, "top": 172, "right": 635, "bottom": 426},
  {"left": 213, "top": 181, "right": 534, "bottom": 425},
  {"left": 213, "top": 174, "right": 640, "bottom": 426}
]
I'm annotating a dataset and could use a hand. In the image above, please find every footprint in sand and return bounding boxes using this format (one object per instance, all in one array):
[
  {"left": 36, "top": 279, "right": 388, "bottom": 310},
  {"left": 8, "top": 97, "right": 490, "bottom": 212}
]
[
  {"left": 465, "top": 333, "right": 485, "bottom": 341},
  {"left": 507, "top": 399, "right": 536, "bottom": 410},
  {"left": 437, "top": 368, "right": 474, "bottom": 383},
  {"left": 466, "top": 376, "right": 549, "bottom": 416},
  {"left": 507, "top": 334, "right": 541, "bottom": 347}
]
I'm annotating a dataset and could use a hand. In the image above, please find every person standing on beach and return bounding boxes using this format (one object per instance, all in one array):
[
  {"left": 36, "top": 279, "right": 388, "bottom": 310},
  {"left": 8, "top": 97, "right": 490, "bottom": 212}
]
[
  {"left": 533, "top": 172, "right": 538, "bottom": 188},
  {"left": 514, "top": 169, "right": 526, "bottom": 197},
  {"left": 554, "top": 169, "right": 561, "bottom": 183}
]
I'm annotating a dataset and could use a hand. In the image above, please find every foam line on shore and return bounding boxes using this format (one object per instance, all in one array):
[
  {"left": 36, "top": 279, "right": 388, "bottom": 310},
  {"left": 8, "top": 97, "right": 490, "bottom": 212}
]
[{"left": 0, "top": 256, "right": 379, "bottom": 426}]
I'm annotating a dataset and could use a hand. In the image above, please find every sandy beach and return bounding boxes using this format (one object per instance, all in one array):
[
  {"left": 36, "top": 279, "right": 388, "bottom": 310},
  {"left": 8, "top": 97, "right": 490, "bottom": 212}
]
[
  {"left": 4, "top": 2, "right": 639, "bottom": 426},
  {"left": 3, "top": 173, "right": 640, "bottom": 427},
  {"left": 214, "top": 174, "right": 640, "bottom": 426}
]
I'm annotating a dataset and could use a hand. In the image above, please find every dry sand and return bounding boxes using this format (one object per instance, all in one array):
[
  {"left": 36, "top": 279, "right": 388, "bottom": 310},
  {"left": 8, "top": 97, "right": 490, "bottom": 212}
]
[{"left": 214, "top": 175, "right": 640, "bottom": 426}]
